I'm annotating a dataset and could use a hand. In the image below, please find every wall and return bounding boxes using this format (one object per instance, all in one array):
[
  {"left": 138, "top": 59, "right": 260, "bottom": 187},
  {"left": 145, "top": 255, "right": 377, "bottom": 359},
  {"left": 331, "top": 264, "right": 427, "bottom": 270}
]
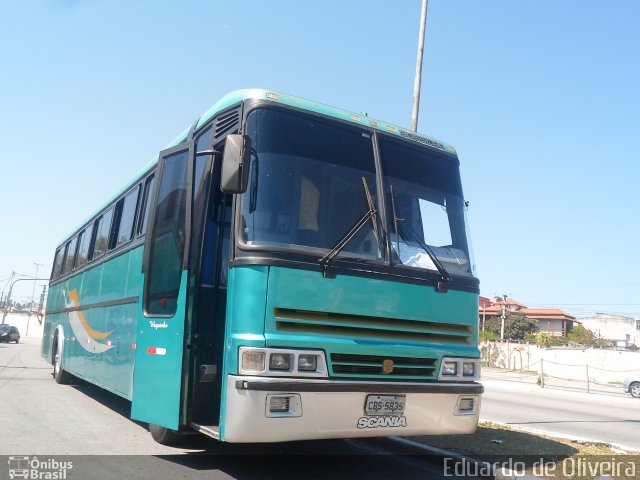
[
  {"left": 481, "top": 341, "right": 640, "bottom": 383},
  {"left": 579, "top": 314, "right": 639, "bottom": 345}
]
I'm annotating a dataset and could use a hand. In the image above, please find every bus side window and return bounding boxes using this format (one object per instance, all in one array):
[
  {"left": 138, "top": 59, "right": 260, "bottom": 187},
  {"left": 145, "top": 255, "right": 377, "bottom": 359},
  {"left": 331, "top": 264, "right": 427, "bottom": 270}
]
[
  {"left": 145, "top": 150, "right": 189, "bottom": 316},
  {"left": 75, "top": 229, "right": 89, "bottom": 269},
  {"left": 201, "top": 218, "right": 218, "bottom": 287},
  {"left": 113, "top": 186, "right": 141, "bottom": 248},
  {"left": 201, "top": 195, "right": 231, "bottom": 287},
  {"left": 90, "top": 208, "right": 113, "bottom": 260},
  {"left": 61, "top": 238, "right": 76, "bottom": 275},
  {"left": 137, "top": 174, "right": 156, "bottom": 236},
  {"left": 219, "top": 200, "right": 232, "bottom": 287},
  {"left": 51, "top": 247, "right": 64, "bottom": 280}
]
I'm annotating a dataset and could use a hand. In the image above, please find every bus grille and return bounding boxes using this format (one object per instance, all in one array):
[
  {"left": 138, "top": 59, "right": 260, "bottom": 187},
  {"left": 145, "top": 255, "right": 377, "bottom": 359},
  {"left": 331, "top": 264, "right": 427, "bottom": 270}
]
[
  {"left": 330, "top": 353, "right": 437, "bottom": 379},
  {"left": 273, "top": 308, "right": 473, "bottom": 345}
]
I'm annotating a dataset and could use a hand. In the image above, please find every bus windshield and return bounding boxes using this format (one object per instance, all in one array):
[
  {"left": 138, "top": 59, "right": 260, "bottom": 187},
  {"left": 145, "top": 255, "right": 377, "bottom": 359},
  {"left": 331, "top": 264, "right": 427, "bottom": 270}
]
[
  {"left": 240, "top": 107, "right": 473, "bottom": 276},
  {"left": 240, "top": 108, "right": 383, "bottom": 262},
  {"left": 380, "top": 136, "right": 472, "bottom": 275}
]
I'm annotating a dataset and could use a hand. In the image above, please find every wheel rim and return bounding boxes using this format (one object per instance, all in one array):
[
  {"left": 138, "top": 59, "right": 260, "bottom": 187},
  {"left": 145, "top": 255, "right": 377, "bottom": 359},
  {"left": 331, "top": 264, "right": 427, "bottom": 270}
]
[
  {"left": 631, "top": 384, "right": 640, "bottom": 397},
  {"left": 54, "top": 337, "right": 62, "bottom": 374}
]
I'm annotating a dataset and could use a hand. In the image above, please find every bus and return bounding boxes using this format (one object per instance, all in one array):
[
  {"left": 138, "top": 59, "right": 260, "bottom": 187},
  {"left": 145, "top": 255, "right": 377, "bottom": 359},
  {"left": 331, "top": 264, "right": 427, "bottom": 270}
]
[{"left": 41, "top": 89, "right": 482, "bottom": 444}]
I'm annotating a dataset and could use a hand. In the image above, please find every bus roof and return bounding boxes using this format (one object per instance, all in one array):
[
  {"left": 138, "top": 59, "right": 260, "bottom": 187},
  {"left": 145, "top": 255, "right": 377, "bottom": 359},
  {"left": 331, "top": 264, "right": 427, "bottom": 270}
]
[{"left": 61, "top": 89, "right": 457, "bottom": 245}]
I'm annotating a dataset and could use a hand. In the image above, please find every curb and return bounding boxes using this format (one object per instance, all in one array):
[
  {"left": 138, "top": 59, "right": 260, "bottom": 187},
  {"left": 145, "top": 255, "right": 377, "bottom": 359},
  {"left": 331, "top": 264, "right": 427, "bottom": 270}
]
[{"left": 479, "top": 418, "right": 638, "bottom": 454}]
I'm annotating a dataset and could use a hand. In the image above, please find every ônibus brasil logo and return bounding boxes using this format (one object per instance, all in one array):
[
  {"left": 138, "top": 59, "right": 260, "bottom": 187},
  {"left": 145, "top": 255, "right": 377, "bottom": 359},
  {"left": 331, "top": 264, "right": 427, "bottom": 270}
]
[{"left": 8, "top": 456, "right": 73, "bottom": 479}]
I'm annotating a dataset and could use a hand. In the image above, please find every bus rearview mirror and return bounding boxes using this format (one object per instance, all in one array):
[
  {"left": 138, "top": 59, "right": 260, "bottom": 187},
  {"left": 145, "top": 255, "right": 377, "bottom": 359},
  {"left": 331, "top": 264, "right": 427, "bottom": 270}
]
[{"left": 221, "top": 134, "right": 251, "bottom": 193}]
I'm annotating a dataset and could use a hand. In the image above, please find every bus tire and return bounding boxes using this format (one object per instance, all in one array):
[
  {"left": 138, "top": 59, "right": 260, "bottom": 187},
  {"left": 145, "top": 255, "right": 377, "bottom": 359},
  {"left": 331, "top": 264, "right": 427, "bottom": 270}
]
[
  {"left": 53, "top": 332, "right": 72, "bottom": 384},
  {"left": 149, "top": 424, "right": 184, "bottom": 445}
]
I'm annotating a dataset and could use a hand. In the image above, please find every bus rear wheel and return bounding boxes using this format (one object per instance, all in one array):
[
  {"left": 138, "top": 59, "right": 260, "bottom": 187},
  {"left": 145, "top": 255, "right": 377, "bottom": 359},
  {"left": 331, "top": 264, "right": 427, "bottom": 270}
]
[{"left": 149, "top": 424, "right": 185, "bottom": 445}]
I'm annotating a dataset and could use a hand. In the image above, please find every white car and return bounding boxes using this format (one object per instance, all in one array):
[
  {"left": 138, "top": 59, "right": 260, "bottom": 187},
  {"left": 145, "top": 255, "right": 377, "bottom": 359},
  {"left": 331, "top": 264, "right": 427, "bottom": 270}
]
[{"left": 623, "top": 374, "right": 640, "bottom": 398}]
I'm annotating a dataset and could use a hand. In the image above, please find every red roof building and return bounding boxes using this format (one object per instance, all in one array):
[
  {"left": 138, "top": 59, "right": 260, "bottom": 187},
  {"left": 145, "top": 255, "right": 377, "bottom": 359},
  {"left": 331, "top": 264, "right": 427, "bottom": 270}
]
[{"left": 479, "top": 298, "right": 577, "bottom": 337}]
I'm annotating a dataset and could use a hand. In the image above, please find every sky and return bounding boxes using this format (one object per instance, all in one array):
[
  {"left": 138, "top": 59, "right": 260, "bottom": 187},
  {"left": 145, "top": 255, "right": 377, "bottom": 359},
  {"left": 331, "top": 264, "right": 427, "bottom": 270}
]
[{"left": 0, "top": 0, "right": 638, "bottom": 318}]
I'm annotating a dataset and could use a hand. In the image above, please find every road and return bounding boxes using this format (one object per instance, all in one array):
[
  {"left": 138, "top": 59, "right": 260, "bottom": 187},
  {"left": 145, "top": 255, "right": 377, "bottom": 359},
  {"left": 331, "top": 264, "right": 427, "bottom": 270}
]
[
  {"left": 480, "top": 370, "right": 640, "bottom": 451},
  {"left": 0, "top": 318, "right": 473, "bottom": 480}
]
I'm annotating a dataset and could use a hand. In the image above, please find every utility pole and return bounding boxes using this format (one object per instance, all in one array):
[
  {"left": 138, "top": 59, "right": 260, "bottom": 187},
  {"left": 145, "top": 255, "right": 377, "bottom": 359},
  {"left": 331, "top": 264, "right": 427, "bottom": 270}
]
[
  {"left": 481, "top": 305, "right": 486, "bottom": 331},
  {"left": 500, "top": 294, "right": 508, "bottom": 341},
  {"left": 2, "top": 277, "right": 49, "bottom": 324},
  {"left": 28, "top": 263, "right": 42, "bottom": 315},
  {"left": 26, "top": 263, "right": 43, "bottom": 336},
  {"left": 411, "top": 0, "right": 429, "bottom": 132},
  {"left": 38, "top": 285, "right": 47, "bottom": 325},
  {"left": 1, "top": 271, "right": 15, "bottom": 310}
]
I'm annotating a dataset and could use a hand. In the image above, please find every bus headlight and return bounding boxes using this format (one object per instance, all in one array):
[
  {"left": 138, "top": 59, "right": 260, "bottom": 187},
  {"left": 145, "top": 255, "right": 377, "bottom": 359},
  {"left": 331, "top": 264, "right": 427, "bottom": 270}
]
[
  {"left": 239, "top": 347, "right": 327, "bottom": 377},
  {"left": 439, "top": 357, "right": 480, "bottom": 381},
  {"left": 298, "top": 354, "right": 318, "bottom": 371},
  {"left": 462, "top": 362, "right": 476, "bottom": 377},
  {"left": 241, "top": 350, "right": 266, "bottom": 373},
  {"left": 269, "top": 353, "right": 292, "bottom": 371},
  {"left": 442, "top": 361, "right": 458, "bottom": 376}
]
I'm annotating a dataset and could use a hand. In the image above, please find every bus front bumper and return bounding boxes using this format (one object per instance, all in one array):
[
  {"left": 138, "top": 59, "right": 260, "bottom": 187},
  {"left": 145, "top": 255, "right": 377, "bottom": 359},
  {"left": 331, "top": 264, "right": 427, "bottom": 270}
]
[{"left": 222, "top": 375, "right": 483, "bottom": 443}]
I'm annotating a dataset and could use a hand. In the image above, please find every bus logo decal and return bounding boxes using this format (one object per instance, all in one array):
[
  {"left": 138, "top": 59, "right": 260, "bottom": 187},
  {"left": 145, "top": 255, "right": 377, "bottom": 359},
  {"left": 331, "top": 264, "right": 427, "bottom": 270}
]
[
  {"left": 382, "top": 359, "right": 394, "bottom": 374},
  {"left": 357, "top": 416, "right": 407, "bottom": 429},
  {"left": 64, "top": 287, "right": 115, "bottom": 354}
]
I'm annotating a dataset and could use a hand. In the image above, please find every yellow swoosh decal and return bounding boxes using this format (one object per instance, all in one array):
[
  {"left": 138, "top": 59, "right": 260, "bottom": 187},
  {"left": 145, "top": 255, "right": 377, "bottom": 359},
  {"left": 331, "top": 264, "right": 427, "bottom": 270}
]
[{"left": 68, "top": 289, "right": 115, "bottom": 340}]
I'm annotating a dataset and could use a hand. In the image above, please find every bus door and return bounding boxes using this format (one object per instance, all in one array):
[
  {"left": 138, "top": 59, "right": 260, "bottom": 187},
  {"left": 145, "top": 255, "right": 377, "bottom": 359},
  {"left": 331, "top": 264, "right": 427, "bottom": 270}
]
[
  {"left": 187, "top": 132, "right": 233, "bottom": 427},
  {"left": 132, "top": 141, "right": 194, "bottom": 430}
]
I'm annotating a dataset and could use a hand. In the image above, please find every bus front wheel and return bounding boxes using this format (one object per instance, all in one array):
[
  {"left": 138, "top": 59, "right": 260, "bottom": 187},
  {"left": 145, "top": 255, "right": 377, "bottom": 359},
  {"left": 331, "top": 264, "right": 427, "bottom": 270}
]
[
  {"left": 149, "top": 424, "right": 184, "bottom": 445},
  {"left": 53, "top": 333, "right": 73, "bottom": 384}
]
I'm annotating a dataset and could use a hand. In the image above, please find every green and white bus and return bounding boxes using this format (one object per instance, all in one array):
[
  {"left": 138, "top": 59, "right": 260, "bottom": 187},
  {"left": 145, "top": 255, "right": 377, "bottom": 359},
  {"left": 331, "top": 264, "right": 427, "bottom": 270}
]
[{"left": 42, "top": 89, "right": 482, "bottom": 444}]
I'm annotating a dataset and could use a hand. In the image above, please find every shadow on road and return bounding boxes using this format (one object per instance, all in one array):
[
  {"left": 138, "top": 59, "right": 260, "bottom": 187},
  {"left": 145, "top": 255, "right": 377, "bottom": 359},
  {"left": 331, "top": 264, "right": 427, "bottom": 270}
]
[{"left": 67, "top": 379, "right": 444, "bottom": 479}]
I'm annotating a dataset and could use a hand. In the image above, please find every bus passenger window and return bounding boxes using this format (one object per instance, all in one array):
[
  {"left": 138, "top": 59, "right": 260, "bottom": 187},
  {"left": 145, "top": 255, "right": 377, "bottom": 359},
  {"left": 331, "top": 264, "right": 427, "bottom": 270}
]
[
  {"left": 91, "top": 208, "right": 113, "bottom": 260},
  {"left": 75, "top": 229, "right": 90, "bottom": 269},
  {"left": 200, "top": 218, "right": 218, "bottom": 287},
  {"left": 114, "top": 186, "right": 140, "bottom": 248},
  {"left": 145, "top": 150, "right": 189, "bottom": 316},
  {"left": 61, "top": 238, "right": 75, "bottom": 275},
  {"left": 219, "top": 203, "right": 232, "bottom": 286},
  {"left": 51, "top": 248, "right": 63, "bottom": 279},
  {"left": 137, "top": 175, "right": 156, "bottom": 236}
]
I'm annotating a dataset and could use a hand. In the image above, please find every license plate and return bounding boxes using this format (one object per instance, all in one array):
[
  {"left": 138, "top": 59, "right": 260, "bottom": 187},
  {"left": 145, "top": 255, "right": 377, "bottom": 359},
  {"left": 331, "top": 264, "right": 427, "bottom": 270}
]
[{"left": 364, "top": 394, "right": 406, "bottom": 416}]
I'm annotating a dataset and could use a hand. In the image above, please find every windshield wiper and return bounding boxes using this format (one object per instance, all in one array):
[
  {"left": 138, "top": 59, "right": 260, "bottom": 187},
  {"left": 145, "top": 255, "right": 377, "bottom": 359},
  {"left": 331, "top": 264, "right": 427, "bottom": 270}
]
[
  {"left": 318, "top": 177, "right": 379, "bottom": 278},
  {"left": 388, "top": 186, "right": 451, "bottom": 292}
]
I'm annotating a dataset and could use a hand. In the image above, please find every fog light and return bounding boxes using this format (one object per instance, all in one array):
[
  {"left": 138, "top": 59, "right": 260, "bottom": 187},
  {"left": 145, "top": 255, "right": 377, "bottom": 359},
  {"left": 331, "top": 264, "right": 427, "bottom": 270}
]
[
  {"left": 462, "top": 362, "right": 476, "bottom": 377},
  {"left": 265, "top": 394, "right": 302, "bottom": 417},
  {"left": 269, "top": 396, "right": 290, "bottom": 413},
  {"left": 442, "top": 361, "right": 458, "bottom": 376},
  {"left": 298, "top": 354, "right": 317, "bottom": 371},
  {"left": 456, "top": 396, "right": 476, "bottom": 415},
  {"left": 242, "top": 350, "right": 265, "bottom": 372},
  {"left": 269, "top": 353, "right": 291, "bottom": 370}
]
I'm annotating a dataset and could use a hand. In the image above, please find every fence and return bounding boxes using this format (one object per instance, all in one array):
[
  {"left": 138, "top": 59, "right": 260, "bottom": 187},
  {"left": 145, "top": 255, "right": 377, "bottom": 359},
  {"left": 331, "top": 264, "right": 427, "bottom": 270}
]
[{"left": 481, "top": 341, "right": 640, "bottom": 393}]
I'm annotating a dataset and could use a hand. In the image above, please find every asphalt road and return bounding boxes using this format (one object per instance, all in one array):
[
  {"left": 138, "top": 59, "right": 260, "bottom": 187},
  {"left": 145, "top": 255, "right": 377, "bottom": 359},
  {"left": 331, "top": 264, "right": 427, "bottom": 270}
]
[
  {"left": 0, "top": 328, "right": 472, "bottom": 480},
  {"left": 480, "top": 371, "right": 640, "bottom": 451}
]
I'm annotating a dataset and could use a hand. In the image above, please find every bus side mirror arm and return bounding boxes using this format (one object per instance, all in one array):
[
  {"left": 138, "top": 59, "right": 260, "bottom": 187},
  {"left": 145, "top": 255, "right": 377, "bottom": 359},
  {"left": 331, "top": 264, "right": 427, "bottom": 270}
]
[{"left": 221, "top": 134, "right": 252, "bottom": 194}]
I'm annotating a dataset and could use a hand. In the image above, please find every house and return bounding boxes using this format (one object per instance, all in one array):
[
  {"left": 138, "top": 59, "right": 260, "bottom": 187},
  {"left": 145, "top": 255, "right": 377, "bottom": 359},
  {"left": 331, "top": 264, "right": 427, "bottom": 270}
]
[
  {"left": 578, "top": 313, "right": 640, "bottom": 347},
  {"left": 479, "top": 296, "right": 577, "bottom": 337}
]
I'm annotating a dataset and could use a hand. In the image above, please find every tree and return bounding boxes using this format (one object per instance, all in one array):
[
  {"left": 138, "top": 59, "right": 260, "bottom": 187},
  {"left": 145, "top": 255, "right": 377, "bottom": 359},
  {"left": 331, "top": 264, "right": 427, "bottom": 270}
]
[
  {"left": 567, "top": 325, "right": 600, "bottom": 346},
  {"left": 479, "top": 330, "right": 499, "bottom": 342},
  {"left": 484, "top": 312, "right": 539, "bottom": 341}
]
